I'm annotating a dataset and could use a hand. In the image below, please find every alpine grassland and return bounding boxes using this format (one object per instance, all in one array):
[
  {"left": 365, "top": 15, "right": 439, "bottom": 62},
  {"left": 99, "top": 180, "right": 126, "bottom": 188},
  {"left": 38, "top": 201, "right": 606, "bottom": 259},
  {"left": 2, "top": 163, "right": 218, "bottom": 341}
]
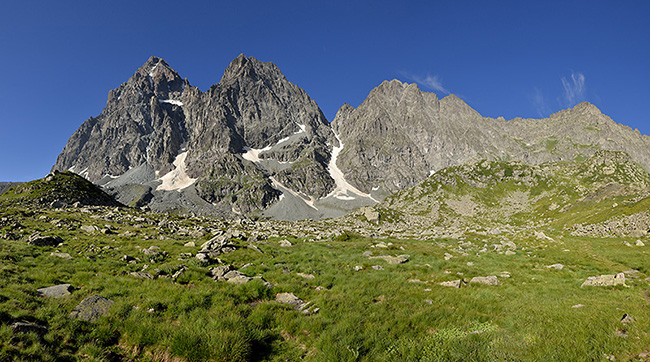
[{"left": 1, "top": 151, "right": 650, "bottom": 361}]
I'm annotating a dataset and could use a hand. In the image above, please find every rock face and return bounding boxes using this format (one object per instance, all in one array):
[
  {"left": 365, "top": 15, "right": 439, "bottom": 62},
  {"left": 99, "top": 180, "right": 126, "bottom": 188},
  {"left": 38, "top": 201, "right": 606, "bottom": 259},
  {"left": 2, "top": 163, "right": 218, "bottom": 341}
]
[
  {"left": 52, "top": 55, "right": 650, "bottom": 220},
  {"left": 53, "top": 57, "right": 189, "bottom": 181},
  {"left": 332, "top": 80, "right": 650, "bottom": 196},
  {"left": 53, "top": 55, "right": 342, "bottom": 219}
]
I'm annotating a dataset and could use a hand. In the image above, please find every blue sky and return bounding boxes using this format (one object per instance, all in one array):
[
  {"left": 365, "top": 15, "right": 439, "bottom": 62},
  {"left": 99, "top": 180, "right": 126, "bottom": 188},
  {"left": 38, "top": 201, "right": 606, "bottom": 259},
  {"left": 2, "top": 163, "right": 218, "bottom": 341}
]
[{"left": 1, "top": 1, "right": 649, "bottom": 181}]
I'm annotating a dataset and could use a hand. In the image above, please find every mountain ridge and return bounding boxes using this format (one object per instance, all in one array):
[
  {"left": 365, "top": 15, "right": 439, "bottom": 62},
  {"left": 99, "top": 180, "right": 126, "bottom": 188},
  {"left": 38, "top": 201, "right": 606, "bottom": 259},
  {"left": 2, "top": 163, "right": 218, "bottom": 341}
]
[{"left": 52, "top": 55, "right": 650, "bottom": 220}]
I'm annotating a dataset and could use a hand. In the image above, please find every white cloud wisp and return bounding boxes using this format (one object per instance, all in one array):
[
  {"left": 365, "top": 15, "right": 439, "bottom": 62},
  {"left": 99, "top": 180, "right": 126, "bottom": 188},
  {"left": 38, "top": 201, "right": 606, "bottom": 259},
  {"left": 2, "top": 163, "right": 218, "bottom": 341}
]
[{"left": 561, "top": 71, "right": 586, "bottom": 106}]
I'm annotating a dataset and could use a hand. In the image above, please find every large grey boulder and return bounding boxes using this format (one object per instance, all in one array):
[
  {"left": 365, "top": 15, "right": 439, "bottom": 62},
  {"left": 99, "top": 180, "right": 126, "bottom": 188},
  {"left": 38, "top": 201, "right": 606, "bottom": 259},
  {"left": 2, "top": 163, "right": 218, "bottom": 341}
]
[
  {"left": 68, "top": 295, "right": 114, "bottom": 322},
  {"left": 581, "top": 273, "right": 626, "bottom": 287},
  {"left": 37, "top": 284, "right": 75, "bottom": 298}
]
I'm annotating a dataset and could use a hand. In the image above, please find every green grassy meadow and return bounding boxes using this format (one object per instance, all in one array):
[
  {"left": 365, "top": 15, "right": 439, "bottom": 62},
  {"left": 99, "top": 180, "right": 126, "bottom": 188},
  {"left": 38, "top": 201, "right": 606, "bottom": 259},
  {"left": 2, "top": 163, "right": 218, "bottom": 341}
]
[{"left": 1, "top": 205, "right": 649, "bottom": 361}]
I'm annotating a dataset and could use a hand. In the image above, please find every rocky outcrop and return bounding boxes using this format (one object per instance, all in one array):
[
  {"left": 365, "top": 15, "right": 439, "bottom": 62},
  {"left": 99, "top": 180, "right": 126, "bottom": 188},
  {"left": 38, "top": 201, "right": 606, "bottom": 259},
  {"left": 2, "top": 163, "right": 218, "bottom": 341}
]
[{"left": 332, "top": 80, "right": 650, "bottom": 196}]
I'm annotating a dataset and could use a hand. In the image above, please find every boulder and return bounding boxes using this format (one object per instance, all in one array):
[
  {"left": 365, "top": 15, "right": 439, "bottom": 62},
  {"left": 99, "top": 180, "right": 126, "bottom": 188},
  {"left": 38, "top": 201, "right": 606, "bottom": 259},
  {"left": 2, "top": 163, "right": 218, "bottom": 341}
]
[
  {"left": 200, "top": 234, "right": 238, "bottom": 254},
  {"left": 26, "top": 232, "right": 62, "bottom": 247},
  {"left": 69, "top": 295, "right": 114, "bottom": 322},
  {"left": 275, "top": 292, "right": 318, "bottom": 315},
  {"left": 50, "top": 252, "right": 72, "bottom": 259},
  {"left": 37, "top": 284, "right": 75, "bottom": 298},
  {"left": 581, "top": 273, "right": 626, "bottom": 287},
  {"left": 469, "top": 276, "right": 500, "bottom": 286},
  {"left": 279, "top": 239, "right": 292, "bottom": 247},
  {"left": 195, "top": 251, "right": 222, "bottom": 265},
  {"left": 80, "top": 225, "right": 98, "bottom": 233},
  {"left": 439, "top": 280, "right": 462, "bottom": 288}
]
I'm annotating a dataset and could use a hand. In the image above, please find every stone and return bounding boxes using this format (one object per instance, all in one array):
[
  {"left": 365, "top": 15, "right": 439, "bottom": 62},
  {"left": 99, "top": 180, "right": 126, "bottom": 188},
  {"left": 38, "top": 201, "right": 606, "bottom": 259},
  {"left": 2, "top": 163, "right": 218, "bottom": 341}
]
[
  {"left": 81, "top": 225, "right": 98, "bottom": 233},
  {"left": 225, "top": 272, "right": 252, "bottom": 284},
  {"left": 26, "top": 233, "right": 62, "bottom": 247},
  {"left": 546, "top": 264, "right": 565, "bottom": 270},
  {"left": 129, "top": 272, "right": 154, "bottom": 279},
  {"left": 195, "top": 252, "right": 222, "bottom": 265},
  {"left": 248, "top": 244, "right": 263, "bottom": 253},
  {"left": 275, "top": 292, "right": 303, "bottom": 306},
  {"left": 142, "top": 245, "right": 163, "bottom": 255},
  {"left": 362, "top": 207, "right": 380, "bottom": 223},
  {"left": 505, "top": 250, "right": 516, "bottom": 255},
  {"left": 439, "top": 280, "right": 462, "bottom": 288},
  {"left": 620, "top": 314, "right": 635, "bottom": 324},
  {"left": 581, "top": 273, "right": 626, "bottom": 287},
  {"left": 371, "top": 265, "right": 384, "bottom": 270},
  {"left": 368, "top": 255, "right": 409, "bottom": 264},
  {"left": 209, "top": 265, "right": 235, "bottom": 280},
  {"left": 279, "top": 239, "right": 292, "bottom": 247},
  {"left": 50, "top": 252, "right": 72, "bottom": 259},
  {"left": 469, "top": 276, "right": 499, "bottom": 286},
  {"left": 184, "top": 241, "right": 196, "bottom": 247},
  {"left": 69, "top": 295, "right": 114, "bottom": 322},
  {"left": 296, "top": 273, "right": 315, "bottom": 280},
  {"left": 636, "top": 240, "right": 645, "bottom": 246},
  {"left": 37, "top": 284, "right": 74, "bottom": 298},
  {"left": 444, "top": 253, "right": 453, "bottom": 260},
  {"left": 362, "top": 251, "right": 373, "bottom": 257},
  {"left": 571, "top": 304, "right": 584, "bottom": 308},
  {"left": 354, "top": 265, "right": 363, "bottom": 271},
  {"left": 11, "top": 321, "right": 48, "bottom": 334},
  {"left": 275, "top": 292, "right": 317, "bottom": 314}
]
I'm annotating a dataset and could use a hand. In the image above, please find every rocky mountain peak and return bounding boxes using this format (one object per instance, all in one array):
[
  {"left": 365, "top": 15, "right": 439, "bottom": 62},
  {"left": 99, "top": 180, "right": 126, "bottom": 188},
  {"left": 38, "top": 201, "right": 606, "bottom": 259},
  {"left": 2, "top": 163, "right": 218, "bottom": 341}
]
[{"left": 220, "top": 54, "right": 285, "bottom": 85}]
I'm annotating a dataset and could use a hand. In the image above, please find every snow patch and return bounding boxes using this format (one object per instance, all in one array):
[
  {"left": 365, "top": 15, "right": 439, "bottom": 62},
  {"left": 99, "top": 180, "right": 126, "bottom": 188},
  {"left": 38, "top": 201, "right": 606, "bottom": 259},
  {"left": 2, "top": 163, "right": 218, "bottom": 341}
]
[
  {"left": 148, "top": 63, "right": 158, "bottom": 78},
  {"left": 295, "top": 124, "right": 307, "bottom": 134},
  {"left": 159, "top": 99, "right": 183, "bottom": 106},
  {"left": 156, "top": 145, "right": 196, "bottom": 191},
  {"left": 269, "top": 176, "right": 318, "bottom": 210},
  {"left": 242, "top": 145, "right": 272, "bottom": 163},
  {"left": 429, "top": 170, "right": 435, "bottom": 177},
  {"left": 326, "top": 132, "right": 378, "bottom": 202},
  {"left": 371, "top": 186, "right": 379, "bottom": 191}
]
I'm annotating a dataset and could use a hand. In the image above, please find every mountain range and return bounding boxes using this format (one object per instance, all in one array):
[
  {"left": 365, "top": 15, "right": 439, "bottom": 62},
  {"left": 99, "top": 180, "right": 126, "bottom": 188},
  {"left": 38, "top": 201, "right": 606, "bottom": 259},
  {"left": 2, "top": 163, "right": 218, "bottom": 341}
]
[{"left": 52, "top": 55, "right": 650, "bottom": 220}]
